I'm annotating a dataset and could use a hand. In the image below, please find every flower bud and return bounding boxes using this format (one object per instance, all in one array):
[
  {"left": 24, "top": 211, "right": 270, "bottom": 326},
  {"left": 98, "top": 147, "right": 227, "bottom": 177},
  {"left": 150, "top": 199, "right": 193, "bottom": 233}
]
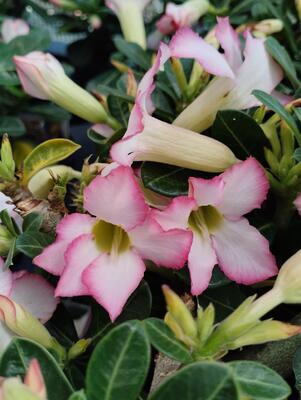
[
  {"left": 68, "top": 338, "right": 91, "bottom": 360},
  {"left": 105, "top": 0, "right": 151, "bottom": 49},
  {"left": 162, "top": 286, "right": 197, "bottom": 343},
  {"left": 253, "top": 19, "right": 284, "bottom": 38},
  {"left": 0, "top": 296, "right": 53, "bottom": 348},
  {"left": 197, "top": 303, "right": 215, "bottom": 345},
  {"left": 228, "top": 320, "right": 301, "bottom": 349},
  {"left": 24, "top": 359, "right": 47, "bottom": 399},
  {"left": 14, "top": 52, "right": 116, "bottom": 126},
  {"left": 273, "top": 250, "right": 301, "bottom": 304}
]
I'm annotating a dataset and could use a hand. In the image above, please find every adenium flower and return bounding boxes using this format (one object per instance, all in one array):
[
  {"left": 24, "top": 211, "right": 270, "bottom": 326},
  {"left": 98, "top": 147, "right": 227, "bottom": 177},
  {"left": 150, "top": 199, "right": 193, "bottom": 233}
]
[
  {"left": 1, "top": 18, "right": 29, "bottom": 43},
  {"left": 34, "top": 166, "right": 192, "bottom": 321},
  {"left": 0, "top": 259, "right": 57, "bottom": 352},
  {"left": 157, "top": 0, "right": 209, "bottom": 35},
  {"left": 111, "top": 28, "right": 238, "bottom": 172},
  {"left": 173, "top": 17, "right": 283, "bottom": 132},
  {"left": 14, "top": 52, "right": 119, "bottom": 129},
  {"left": 105, "top": 0, "right": 151, "bottom": 49},
  {"left": 153, "top": 157, "right": 278, "bottom": 295},
  {"left": 0, "top": 359, "right": 47, "bottom": 400}
]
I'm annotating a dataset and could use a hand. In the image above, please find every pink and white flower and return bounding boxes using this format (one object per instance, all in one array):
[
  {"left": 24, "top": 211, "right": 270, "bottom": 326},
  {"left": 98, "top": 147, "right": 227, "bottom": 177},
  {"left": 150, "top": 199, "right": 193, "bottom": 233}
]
[
  {"left": 0, "top": 259, "right": 58, "bottom": 352},
  {"left": 1, "top": 18, "right": 29, "bottom": 43},
  {"left": 111, "top": 28, "right": 238, "bottom": 172},
  {"left": 34, "top": 166, "right": 192, "bottom": 321},
  {"left": 153, "top": 157, "right": 278, "bottom": 295},
  {"left": 173, "top": 17, "right": 283, "bottom": 132},
  {"left": 157, "top": 0, "right": 209, "bottom": 35}
]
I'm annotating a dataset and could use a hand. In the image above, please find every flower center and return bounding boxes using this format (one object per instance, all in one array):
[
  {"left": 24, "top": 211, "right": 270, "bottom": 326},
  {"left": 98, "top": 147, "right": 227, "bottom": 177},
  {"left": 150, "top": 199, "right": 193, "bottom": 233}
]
[
  {"left": 92, "top": 220, "right": 131, "bottom": 254},
  {"left": 188, "top": 205, "right": 223, "bottom": 234}
]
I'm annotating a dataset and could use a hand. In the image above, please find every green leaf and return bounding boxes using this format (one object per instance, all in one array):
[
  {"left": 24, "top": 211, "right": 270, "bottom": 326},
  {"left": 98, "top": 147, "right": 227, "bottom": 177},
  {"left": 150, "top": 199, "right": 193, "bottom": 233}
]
[
  {"left": 149, "top": 361, "right": 238, "bottom": 400},
  {"left": 211, "top": 110, "right": 269, "bottom": 162},
  {"left": 0, "top": 71, "right": 19, "bottom": 86},
  {"left": 0, "top": 338, "right": 74, "bottom": 400},
  {"left": 28, "top": 103, "right": 71, "bottom": 123},
  {"left": 294, "top": 148, "right": 301, "bottom": 162},
  {"left": 4, "top": 237, "right": 16, "bottom": 269},
  {"left": 0, "top": 209, "right": 18, "bottom": 236},
  {"left": 253, "top": 90, "right": 301, "bottom": 145},
  {"left": 23, "top": 139, "right": 81, "bottom": 184},
  {"left": 265, "top": 37, "right": 301, "bottom": 89},
  {"left": 0, "top": 117, "right": 26, "bottom": 137},
  {"left": 144, "top": 318, "right": 193, "bottom": 364},
  {"left": 293, "top": 346, "right": 301, "bottom": 396},
  {"left": 22, "top": 213, "right": 43, "bottom": 233},
  {"left": 107, "top": 95, "right": 130, "bottom": 127},
  {"left": 113, "top": 37, "right": 151, "bottom": 70},
  {"left": 16, "top": 231, "right": 54, "bottom": 258},
  {"left": 230, "top": 361, "right": 291, "bottom": 399},
  {"left": 141, "top": 162, "right": 207, "bottom": 197},
  {"left": 86, "top": 321, "right": 150, "bottom": 400},
  {"left": 95, "top": 84, "right": 134, "bottom": 103},
  {"left": 69, "top": 391, "right": 87, "bottom": 400}
]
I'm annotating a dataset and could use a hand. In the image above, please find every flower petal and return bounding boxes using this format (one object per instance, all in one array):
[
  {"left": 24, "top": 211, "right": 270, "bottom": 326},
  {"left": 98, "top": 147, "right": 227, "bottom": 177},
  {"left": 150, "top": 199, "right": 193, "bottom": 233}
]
[
  {"left": 217, "top": 157, "right": 269, "bottom": 219},
  {"left": 84, "top": 165, "right": 148, "bottom": 230},
  {"left": 82, "top": 250, "right": 145, "bottom": 321},
  {"left": 189, "top": 175, "right": 224, "bottom": 207},
  {"left": 212, "top": 218, "right": 278, "bottom": 285},
  {"left": 55, "top": 234, "right": 99, "bottom": 297},
  {"left": 169, "top": 28, "right": 234, "bottom": 79},
  {"left": 222, "top": 32, "right": 283, "bottom": 109},
  {"left": 10, "top": 273, "right": 58, "bottom": 323},
  {"left": 152, "top": 196, "right": 196, "bottom": 230},
  {"left": 129, "top": 216, "right": 192, "bottom": 269},
  {"left": 34, "top": 213, "right": 95, "bottom": 276},
  {"left": 188, "top": 229, "right": 217, "bottom": 295},
  {"left": 215, "top": 17, "right": 242, "bottom": 72}
]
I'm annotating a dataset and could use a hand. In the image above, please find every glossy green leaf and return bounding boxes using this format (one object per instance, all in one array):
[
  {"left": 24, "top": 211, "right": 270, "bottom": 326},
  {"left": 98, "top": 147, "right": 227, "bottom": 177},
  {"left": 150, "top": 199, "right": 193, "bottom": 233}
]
[
  {"left": 149, "top": 362, "right": 238, "bottom": 400},
  {"left": 86, "top": 321, "right": 150, "bottom": 400},
  {"left": 16, "top": 231, "right": 54, "bottom": 257},
  {"left": 28, "top": 103, "right": 71, "bottom": 123},
  {"left": 23, "top": 139, "right": 80, "bottom": 183},
  {"left": 144, "top": 318, "right": 193, "bottom": 364},
  {"left": 141, "top": 162, "right": 207, "bottom": 197},
  {"left": 113, "top": 37, "right": 151, "bottom": 70},
  {"left": 107, "top": 95, "right": 130, "bottom": 127},
  {"left": 0, "top": 117, "right": 26, "bottom": 137},
  {"left": 265, "top": 37, "right": 301, "bottom": 89},
  {"left": 211, "top": 109, "right": 269, "bottom": 162},
  {"left": 230, "top": 361, "right": 291, "bottom": 399},
  {"left": 0, "top": 338, "right": 74, "bottom": 400}
]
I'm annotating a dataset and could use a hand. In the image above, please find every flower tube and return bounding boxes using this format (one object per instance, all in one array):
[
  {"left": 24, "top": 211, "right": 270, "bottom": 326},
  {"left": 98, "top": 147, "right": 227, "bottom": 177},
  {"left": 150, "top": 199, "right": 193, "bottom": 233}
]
[
  {"left": 173, "top": 17, "right": 283, "bottom": 132},
  {"left": 105, "top": 0, "right": 151, "bottom": 49},
  {"left": 111, "top": 28, "right": 238, "bottom": 172},
  {"left": 14, "top": 52, "right": 119, "bottom": 128}
]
